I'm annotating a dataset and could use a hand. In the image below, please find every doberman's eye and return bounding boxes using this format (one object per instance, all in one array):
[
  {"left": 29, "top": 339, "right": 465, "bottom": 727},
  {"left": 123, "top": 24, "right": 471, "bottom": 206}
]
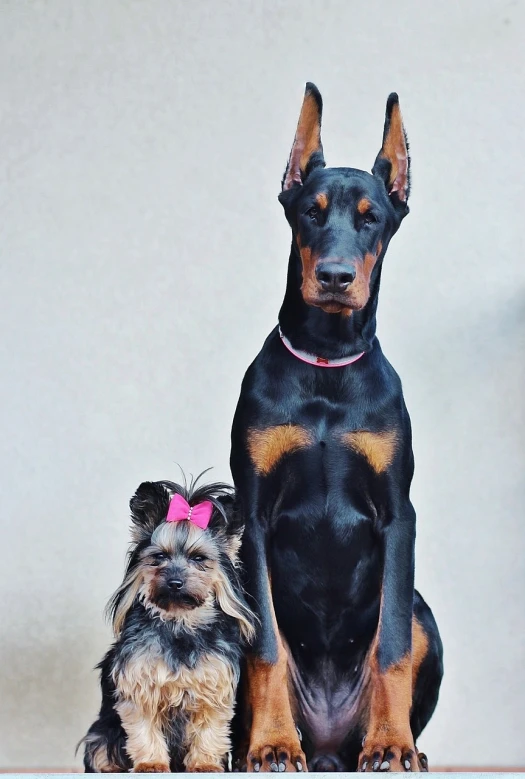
[
  {"left": 362, "top": 212, "right": 377, "bottom": 226},
  {"left": 305, "top": 206, "right": 320, "bottom": 223}
]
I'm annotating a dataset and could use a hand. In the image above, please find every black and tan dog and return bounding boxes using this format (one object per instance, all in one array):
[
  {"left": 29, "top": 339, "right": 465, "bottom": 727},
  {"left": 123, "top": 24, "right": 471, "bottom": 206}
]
[
  {"left": 81, "top": 478, "right": 254, "bottom": 773},
  {"left": 230, "top": 84, "right": 443, "bottom": 773}
]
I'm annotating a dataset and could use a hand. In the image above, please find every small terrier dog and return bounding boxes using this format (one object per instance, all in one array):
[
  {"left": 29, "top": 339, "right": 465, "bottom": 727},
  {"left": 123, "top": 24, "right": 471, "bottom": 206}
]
[{"left": 81, "top": 477, "right": 255, "bottom": 773}]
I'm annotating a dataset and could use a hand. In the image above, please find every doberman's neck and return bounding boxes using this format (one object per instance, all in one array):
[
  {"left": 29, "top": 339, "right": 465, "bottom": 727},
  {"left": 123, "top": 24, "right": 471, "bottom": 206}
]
[{"left": 278, "top": 245, "right": 382, "bottom": 361}]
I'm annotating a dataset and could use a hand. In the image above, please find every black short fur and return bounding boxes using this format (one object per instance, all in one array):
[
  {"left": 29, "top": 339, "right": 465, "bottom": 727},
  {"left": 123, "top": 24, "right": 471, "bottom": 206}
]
[{"left": 230, "top": 84, "right": 443, "bottom": 772}]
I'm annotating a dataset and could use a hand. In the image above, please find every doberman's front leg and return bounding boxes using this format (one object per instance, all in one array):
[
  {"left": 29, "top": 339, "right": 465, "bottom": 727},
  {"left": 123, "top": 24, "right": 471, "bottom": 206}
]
[
  {"left": 240, "top": 519, "right": 306, "bottom": 773},
  {"left": 359, "top": 502, "right": 426, "bottom": 773}
]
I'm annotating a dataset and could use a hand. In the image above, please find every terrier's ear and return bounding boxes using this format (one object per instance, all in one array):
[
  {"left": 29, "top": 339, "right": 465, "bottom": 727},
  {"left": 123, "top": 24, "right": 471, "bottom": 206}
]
[
  {"left": 372, "top": 93, "right": 410, "bottom": 214},
  {"left": 281, "top": 82, "right": 325, "bottom": 192},
  {"left": 129, "top": 481, "right": 170, "bottom": 542},
  {"left": 210, "top": 494, "right": 244, "bottom": 562},
  {"left": 212, "top": 494, "right": 243, "bottom": 535}
]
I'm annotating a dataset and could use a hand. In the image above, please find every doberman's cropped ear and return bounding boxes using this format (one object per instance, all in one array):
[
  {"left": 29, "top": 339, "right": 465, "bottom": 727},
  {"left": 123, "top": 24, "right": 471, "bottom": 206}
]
[
  {"left": 281, "top": 82, "right": 325, "bottom": 192},
  {"left": 372, "top": 93, "right": 410, "bottom": 212}
]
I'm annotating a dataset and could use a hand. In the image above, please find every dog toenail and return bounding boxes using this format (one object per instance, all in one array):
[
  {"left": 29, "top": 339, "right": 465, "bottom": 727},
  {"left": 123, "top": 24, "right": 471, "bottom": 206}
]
[
  {"left": 279, "top": 763, "right": 286, "bottom": 772},
  {"left": 253, "top": 764, "right": 260, "bottom": 772},
  {"left": 404, "top": 760, "right": 411, "bottom": 770},
  {"left": 380, "top": 761, "right": 390, "bottom": 770},
  {"left": 373, "top": 761, "right": 380, "bottom": 771},
  {"left": 297, "top": 762, "right": 303, "bottom": 772},
  {"left": 270, "top": 762, "right": 278, "bottom": 772},
  {"left": 361, "top": 761, "right": 368, "bottom": 771}
]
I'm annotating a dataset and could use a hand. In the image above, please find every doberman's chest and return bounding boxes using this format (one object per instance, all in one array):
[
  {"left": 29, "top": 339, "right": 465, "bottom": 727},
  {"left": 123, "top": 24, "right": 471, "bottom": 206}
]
[
  {"left": 244, "top": 390, "right": 400, "bottom": 581},
  {"left": 242, "top": 355, "right": 403, "bottom": 484},
  {"left": 246, "top": 419, "right": 398, "bottom": 482}
]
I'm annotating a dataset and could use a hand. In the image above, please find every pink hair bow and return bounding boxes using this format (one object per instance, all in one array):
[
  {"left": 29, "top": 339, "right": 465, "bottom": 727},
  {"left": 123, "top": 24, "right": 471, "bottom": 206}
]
[{"left": 166, "top": 494, "right": 213, "bottom": 530}]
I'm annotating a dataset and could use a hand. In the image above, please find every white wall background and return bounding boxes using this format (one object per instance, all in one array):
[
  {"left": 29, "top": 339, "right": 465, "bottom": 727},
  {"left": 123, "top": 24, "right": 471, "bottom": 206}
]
[{"left": 1, "top": 0, "right": 524, "bottom": 769}]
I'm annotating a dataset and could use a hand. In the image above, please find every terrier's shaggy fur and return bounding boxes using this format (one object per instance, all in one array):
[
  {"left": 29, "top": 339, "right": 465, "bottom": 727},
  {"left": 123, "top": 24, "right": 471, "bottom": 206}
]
[{"left": 81, "top": 477, "right": 254, "bottom": 773}]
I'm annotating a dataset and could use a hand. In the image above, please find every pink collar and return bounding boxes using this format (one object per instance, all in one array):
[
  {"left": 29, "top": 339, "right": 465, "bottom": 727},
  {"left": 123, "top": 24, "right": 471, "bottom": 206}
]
[{"left": 279, "top": 327, "right": 365, "bottom": 368}]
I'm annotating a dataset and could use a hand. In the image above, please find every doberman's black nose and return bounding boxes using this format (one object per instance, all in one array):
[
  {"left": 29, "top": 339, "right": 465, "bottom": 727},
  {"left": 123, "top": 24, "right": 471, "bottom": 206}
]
[
  {"left": 168, "top": 578, "right": 184, "bottom": 591},
  {"left": 316, "top": 261, "right": 356, "bottom": 292}
]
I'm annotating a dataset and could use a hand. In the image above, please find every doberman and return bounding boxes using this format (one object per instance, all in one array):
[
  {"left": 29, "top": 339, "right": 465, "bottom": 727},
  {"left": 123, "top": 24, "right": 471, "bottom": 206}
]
[{"left": 230, "top": 84, "right": 443, "bottom": 773}]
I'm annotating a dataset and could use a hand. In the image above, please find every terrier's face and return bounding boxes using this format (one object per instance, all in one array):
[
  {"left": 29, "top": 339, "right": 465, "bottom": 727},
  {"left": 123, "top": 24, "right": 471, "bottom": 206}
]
[
  {"left": 109, "top": 479, "right": 254, "bottom": 640},
  {"left": 139, "top": 521, "right": 224, "bottom": 616}
]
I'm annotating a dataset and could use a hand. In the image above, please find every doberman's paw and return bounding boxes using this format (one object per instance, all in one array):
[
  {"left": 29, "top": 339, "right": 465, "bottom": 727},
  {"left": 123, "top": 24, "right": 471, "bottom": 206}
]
[
  {"left": 359, "top": 739, "right": 424, "bottom": 772},
  {"left": 416, "top": 750, "right": 429, "bottom": 772},
  {"left": 248, "top": 741, "right": 307, "bottom": 773}
]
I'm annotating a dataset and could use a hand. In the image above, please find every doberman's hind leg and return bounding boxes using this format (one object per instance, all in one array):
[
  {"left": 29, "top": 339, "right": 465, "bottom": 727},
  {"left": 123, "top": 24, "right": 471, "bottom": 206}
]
[
  {"left": 358, "top": 592, "right": 443, "bottom": 772},
  {"left": 409, "top": 591, "right": 443, "bottom": 772}
]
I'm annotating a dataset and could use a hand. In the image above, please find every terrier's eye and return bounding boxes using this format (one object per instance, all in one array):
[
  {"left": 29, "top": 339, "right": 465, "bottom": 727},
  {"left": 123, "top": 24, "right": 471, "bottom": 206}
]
[
  {"left": 190, "top": 554, "right": 207, "bottom": 564},
  {"left": 152, "top": 551, "right": 168, "bottom": 563}
]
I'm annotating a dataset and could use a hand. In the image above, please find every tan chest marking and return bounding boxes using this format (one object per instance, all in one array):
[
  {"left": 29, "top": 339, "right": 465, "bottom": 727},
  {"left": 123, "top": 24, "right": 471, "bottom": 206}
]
[
  {"left": 342, "top": 430, "right": 397, "bottom": 474},
  {"left": 247, "top": 424, "right": 313, "bottom": 475}
]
